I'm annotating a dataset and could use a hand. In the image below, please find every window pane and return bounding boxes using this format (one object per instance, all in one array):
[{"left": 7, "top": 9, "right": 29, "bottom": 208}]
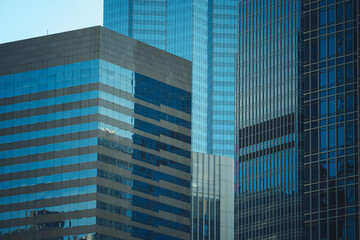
[
  {"left": 320, "top": 37, "right": 326, "bottom": 60},
  {"left": 337, "top": 95, "right": 344, "bottom": 113},
  {"left": 328, "top": 68, "right": 335, "bottom": 86},
  {"left": 328, "top": 6, "right": 335, "bottom": 24},
  {"left": 336, "top": 4, "right": 344, "bottom": 22},
  {"left": 345, "top": 63, "right": 353, "bottom": 83},
  {"left": 320, "top": 128, "right": 327, "bottom": 150},
  {"left": 319, "top": 8, "right": 326, "bottom": 27},
  {"left": 337, "top": 124, "right": 344, "bottom": 147},
  {"left": 329, "top": 127, "right": 336, "bottom": 149},
  {"left": 320, "top": 100, "right": 327, "bottom": 117},
  {"left": 336, "top": 65, "right": 344, "bottom": 84},
  {"left": 345, "top": 31, "right": 353, "bottom": 54},
  {"left": 336, "top": 32, "right": 344, "bottom": 56},
  {"left": 320, "top": 70, "right": 326, "bottom": 89},
  {"left": 328, "top": 35, "right": 335, "bottom": 57},
  {"left": 328, "top": 97, "right": 335, "bottom": 116}
]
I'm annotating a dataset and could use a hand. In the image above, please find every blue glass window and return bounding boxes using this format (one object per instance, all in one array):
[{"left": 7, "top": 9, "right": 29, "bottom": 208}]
[
  {"left": 336, "top": 4, "right": 344, "bottom": 22},
  {"left": 328, "top": 35, "right": 335, "bottom": 58},
  {"left": 328, "top": 6, "right": 335, "bottom": 25},
  {"left": 328, "top": 68, "right": 335, "bottom": 86},
  {"left": 319, "top": 9, "right": 326, "bottom": 27},
  {"left": 336, "top": 65, "right": 345, "bottom": 84}
]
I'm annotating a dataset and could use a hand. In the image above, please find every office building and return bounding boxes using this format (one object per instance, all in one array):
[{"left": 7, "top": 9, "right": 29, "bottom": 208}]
[
  {"left": 104, "top": 0, "right": 238, "bottom": 157},
  {"left": 236, "top": 1, "right": 304, "bottom": 239},
  {"left": 0, "top": 26, "right": 192, "bottom": 240},
  {"left": 191, "top": 152, "right": 234, "bottom": 240},
  {"left": 303, "top": 0, "right": 359, "bottom": 239}
]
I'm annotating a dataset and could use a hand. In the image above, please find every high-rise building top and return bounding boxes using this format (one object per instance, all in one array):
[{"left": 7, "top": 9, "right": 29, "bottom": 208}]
[
  {"left": 104, "top": 0, "right": 238, "bottom": 157},
  {"left": 0, "top": 26, "right": 192, "bottom": 240}
]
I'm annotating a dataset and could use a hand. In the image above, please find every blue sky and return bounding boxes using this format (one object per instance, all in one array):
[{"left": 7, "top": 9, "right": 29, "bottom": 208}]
[{"left": 0, "top": 0, "right": 103, "bottom": 44}]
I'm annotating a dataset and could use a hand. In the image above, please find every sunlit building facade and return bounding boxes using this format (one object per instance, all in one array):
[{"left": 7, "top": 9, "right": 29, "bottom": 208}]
[
  {"left": 191, "top": 152, "right": 234, "bottom": 240},
  {"left": 104, "top": 0, "right": 238, "bottom": 157},
  {"left": 302, "top": 0, "right": 359, "bottom": 239},
  {"left": 0, "top": 26, "right": 192, "bottom": 240}
]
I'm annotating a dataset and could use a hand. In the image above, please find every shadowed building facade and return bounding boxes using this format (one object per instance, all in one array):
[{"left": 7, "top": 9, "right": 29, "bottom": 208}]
[
  {"left": 302, "top": 0, "right": 359, "bottom": 239},
  {"left": 236, "top": 1, "right": 304, "bottom": 239},
  {"left": 0, "top": 26, "right": 192, "bottom": 240}
]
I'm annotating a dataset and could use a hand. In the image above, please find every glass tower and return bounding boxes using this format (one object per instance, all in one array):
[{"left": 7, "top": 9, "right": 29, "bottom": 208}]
[
  {"left": 104, "top": 0, "right": 238, "bottom": 157},
  {"left": 236, "top": 1, "right": 304, "bottom": 239},
  {"left": 303, "top": 0, "right": 359, "bottom": 239},
  {"left": 0, "top": 26, "right": 192, "bottom": 240}
]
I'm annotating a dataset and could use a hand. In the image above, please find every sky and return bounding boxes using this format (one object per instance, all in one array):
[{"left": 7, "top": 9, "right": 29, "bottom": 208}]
[{"left": 0, "top": 0, "right": 103, "bottom": 44}]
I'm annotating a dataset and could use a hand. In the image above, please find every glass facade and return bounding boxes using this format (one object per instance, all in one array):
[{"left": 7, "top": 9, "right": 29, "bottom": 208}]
[
  {"left": 191, "top": 152, "right": 234, "bottom": 240},
  {"left": 236, "top": 1, "right": 304, "bottom": 239},
  {"left": 104, "top": 0, "right": 238, "bottom": 157},
  {"left": 0, "top": 27, "right": 192, "bottom": 240},
  {"left": 303, "top": 0, "right": 359, "bottom": 239}
]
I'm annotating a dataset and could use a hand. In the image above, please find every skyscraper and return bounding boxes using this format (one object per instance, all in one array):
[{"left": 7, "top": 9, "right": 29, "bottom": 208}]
[
  {"left": 0, "top": 26, "right": 192, "bottom": 240},
  {"left": 302, "top": 0, "right": 359, "bottom": 239},
  {"left": 236, "top": 1, "right": 304, "bottom": 239},
  {"left": 104, "top": 0, "right": 238, "bottom": 157}
]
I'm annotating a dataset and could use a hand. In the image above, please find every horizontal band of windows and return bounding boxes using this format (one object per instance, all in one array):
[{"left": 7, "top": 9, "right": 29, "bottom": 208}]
[
  {"left": 0, "top": 185, "right": 96, "bottom": 205},
  {"left": 0, "top": 153, "right": 97, "bottom": 175},
  {"left": 133, "top": 103, "right": 191, "bottom": 129},
  {"left": 0, "top": 114, "right": 97, "bottom": 137},
  {"left": 239, "top": 142, "right": 295, "bottom": 162},
  {"left": 0, "top": 98, "right": 98, "bottom": 122},
  {"left": 43, "top": 233, "right": 97, "bottom": 240},
  {"left": 100, "top": 149, "right": 190, "bottom": 175},
  {"left": 0, "top": 169, "right": 96, "bottom": 190},
  {"left": 99, "top": 85, "right": 190, "bottom": 126},
  {"left": 1, "top": 145, "right": 98, "bottom": 170},
  {"left": 98, "top": 105, "right": 190, "bottom": 144},
  {"left": 96, "top": 196, "right": 190, "bottom": 221},
  {"left": 98, "top": 169, "right": 133, "bottom": 187},
  {"left": 0, "top": 83, "right": 98, "bottom": 107},
  {"left": 0, "top": 129, "right": 97, "bottom": 152},
  {"left": 97, "top": 217, "right": 132, "bottom": 234},
  {"left": 99, "top": 66, "right": 191, "bottom": 114},
  {"left": 239, "top": 133, "right": 295, "bottom": 156},
  {"left": 0, "top": 122, "right": 98, "bottom": 145},
  {"left": 132, "top": 226, "right": 183, "bottom": 240},
  {"left": 132, "top": 195, "right": 190, "bottom": 218},
  {"left": 0, "top": 106, "right": 98, "bottom": 129},
  {"left": 0, "top": 217, "right": 96, "bottom": 237},
  {"left": 0, "top": 200, "right": 96, "bottom": 221},
  {"left": 132, "top": 134, "right": 191, "bottom": 159},
  {"left": 133, "top": 180, "right": 190, "bottom": 203},
  {"left": 239, "top": 113, "right": 296, "bottom": 148},
  {"left": 132, "top": 149, "right": 190, "bottom": 173},
  {"left": 99, "top": 95, "right": 191, "bottom": 131},
  {"left": 97, "top": 141, "right": 190, "bottom": 187},
  {"left": 97, "top": 185, "right": 132, "bottom": 202},
  {"left": 132, "top": 211, "right": 190, "bottom": 233},
  {"left": 134, "top": 118, "right": 191, "bottom": 144},
  {"left": 0, "top": 138, "right": 97, "bottom": 159},
  {"left": 0, "top": 90, "right": 99, "bottom": 114},
  {"left": 0, "top": 60, "right": 100, "bottom": 99},
  {"left": 133, "top": 1, "right": 166, "bottom": 7}
]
